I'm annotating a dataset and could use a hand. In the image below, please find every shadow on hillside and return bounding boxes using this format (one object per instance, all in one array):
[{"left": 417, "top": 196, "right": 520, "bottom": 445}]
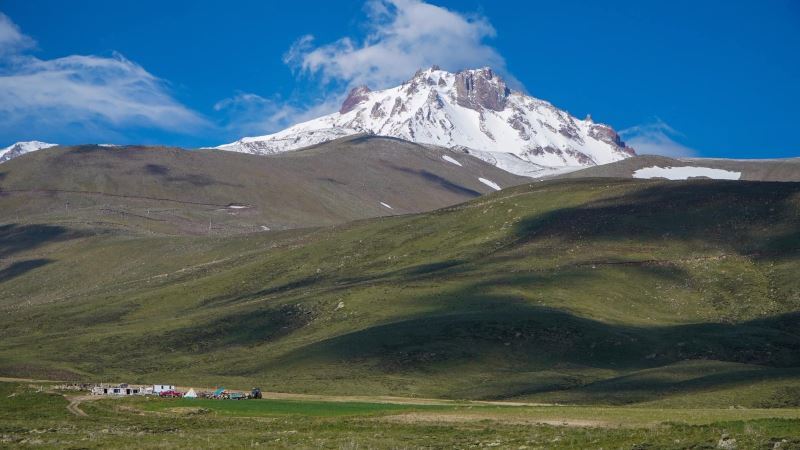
[
  {"left": 200, "top": 259, "right": 474, "bottom": 308},
  {"left": 142, "top": 163, "right": 243, "bottom": 188},
  {"left": 226, "top": 253, "right": 800, "bottom": 399},
  {"left": 316, "top": 177, "right": 347, "bottom": 185},
  {"left": 388, "top": 164, "right": 481, "bottom": 197},
  {"left": 513, "top": 181, "right": 800, "bottom": 258},
  {"left": 63, "top": 145, "right": 135, "bottom": 158},
  {"left": 200, "top": 275, "right": 323, "bottom": 308},
  {"left": 212, "top": 180, "right": 798, "bottom": 311},
  {"left": 0, "top": 259, "right": 51, "bottom": 283},
  {"left": 348, "top": 135, "right": 413, "bottom": 146},
  {"left": 540, "top": 364, "right": 800, "bottom": 405},
  {"left": 250, "top": 294, "right": 800, "bottom": 402},
  {"left": 269, "top": 300, "right": 800, "bottom": 370},
  {"left": 131, "top": 304, "right": 315, "bottom": 354},
  {"left": 0, "top": 224, "right": 87, "bottom": 259}
]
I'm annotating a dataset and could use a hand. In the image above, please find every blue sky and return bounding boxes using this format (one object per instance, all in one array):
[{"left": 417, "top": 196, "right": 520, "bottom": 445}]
[{"left": 0, "top": 0, "right": 798, "bottom": 158}]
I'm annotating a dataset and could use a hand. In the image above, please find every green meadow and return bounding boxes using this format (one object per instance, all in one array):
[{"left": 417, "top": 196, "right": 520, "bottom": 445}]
[{"left": 2, "top": 382, "right": 800, "bottom": 449}]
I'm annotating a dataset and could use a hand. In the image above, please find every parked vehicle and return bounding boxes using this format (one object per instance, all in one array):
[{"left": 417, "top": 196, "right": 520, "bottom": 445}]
[
  {"left": 159, "top": 390, "right": 183, "bottom": 398},
  {"left": 250, "top": 388, "right": 262, "bottom": 399},
  {"left": 211, "top": 387, "right": 226, "bottom": 399}
]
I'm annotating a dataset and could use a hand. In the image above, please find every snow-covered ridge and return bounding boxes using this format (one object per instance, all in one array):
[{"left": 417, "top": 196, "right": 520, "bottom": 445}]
[
  {"left": 0, "top": 141, "right": 58, "bottom": 163},
  {"left": 217, "top": 67, "right": 635, "bottom": 177}
]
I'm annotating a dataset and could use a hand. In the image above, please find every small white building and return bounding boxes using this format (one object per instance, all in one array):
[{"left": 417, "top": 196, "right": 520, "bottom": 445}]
[
  {"left": 91, "top": 384, "right": 145, "bottom": 396},
  {"left": 152, "top": 384, "right": 176, "bottom": 394}
]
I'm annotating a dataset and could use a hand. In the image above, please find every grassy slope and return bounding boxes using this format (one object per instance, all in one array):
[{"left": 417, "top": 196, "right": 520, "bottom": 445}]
[
  {"left": 0, "top": 138, "right": 524, "bottom": 235},
  {"left": 0, "top": 178, "right": 799, "bottom": 406}
]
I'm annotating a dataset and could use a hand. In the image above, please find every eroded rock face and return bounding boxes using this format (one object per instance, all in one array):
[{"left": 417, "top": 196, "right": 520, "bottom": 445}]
[
  {"left": 370, "top": 102, "right": 385, "bottom": 119},
  {"left": 340, "top": 86, "right": 372, "bottom": 114},
  {"left": 589, "top": 124, "right": 636, "bottom": 156},
  {"left": 454, "top": 68, "right": 509, "bottom": 112}
]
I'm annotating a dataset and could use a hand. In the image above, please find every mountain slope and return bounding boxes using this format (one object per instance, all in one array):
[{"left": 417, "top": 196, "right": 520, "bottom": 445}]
[
  {"left": 552, "top": 154, "right": 800, "bottom": 182},
  {"left": 0, "top": 141, "right": 57, "bottom": 163},
  {"left": 218, "top": 67, "right": 635, "bottom": 176},
  {"left": 1, "top": 177, "right": 798, "bottom": 406},
  {"left": 0, "top": 137, "right": 526, "bottom": 234}
]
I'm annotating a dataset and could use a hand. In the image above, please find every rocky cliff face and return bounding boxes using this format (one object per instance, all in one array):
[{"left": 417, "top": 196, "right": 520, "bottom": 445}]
[
  {"left": 218, "top": 67, "right": 635, "bottom": 177},
  {"left": 454, "top": 67, "right": 509, "bottom": 112},
  {"left": 340, "top": 86, "right": 372, "bottom": 114}
]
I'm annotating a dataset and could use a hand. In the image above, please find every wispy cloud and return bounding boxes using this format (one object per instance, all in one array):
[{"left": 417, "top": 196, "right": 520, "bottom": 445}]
[
  {"left": 0, "top": 12, "right": 33, "bottom": 54},
  {"left": 620, "top": 119, "right": 696, "bottom": 157},
  {"left": 214, "top": 92, "right": 340, "bottom": 137},
  {"left": 284, "top": 0, "right": 514, "bottom": 89},
  {"left": 0, "top": 12, "right": 207, "bottom": 143}
]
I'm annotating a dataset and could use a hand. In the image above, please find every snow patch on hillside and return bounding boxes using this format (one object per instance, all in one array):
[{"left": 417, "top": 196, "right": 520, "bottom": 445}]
[
  {"left": 633, "top": 166, "right": 741, "bottom": 180},
  {"left": 442, "top": 155, "right": 462, "bottom": 166},
  {"left": 478, "top": 178, "right": 501, "bottom": 190}
]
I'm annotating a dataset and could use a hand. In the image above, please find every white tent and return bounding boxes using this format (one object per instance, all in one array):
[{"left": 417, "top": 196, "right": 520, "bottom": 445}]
[{"left": 184, "top": 388, "right": 197, "bottom": 398}]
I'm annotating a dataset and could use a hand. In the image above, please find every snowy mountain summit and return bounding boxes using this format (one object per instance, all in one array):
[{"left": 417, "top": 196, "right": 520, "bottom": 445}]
[
  {"left": 218, "top": 67, "right": 635, "bottom": 176},
  {"left": 0, "top": 141, "right": 57, "bottom": 164}
]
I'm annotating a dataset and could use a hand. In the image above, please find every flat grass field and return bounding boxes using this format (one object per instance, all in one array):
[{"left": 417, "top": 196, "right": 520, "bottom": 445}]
[{"left": 2, "top": 382, "right": 800, "bottom": 449}]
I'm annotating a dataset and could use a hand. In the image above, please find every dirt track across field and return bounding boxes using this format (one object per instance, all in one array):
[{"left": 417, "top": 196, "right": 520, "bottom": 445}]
[{"left": 65, "top": 395, "right": 93, "bottom": 417}]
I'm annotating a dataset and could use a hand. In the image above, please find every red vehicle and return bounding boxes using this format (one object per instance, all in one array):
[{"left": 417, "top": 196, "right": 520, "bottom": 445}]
[{"left": 159, "top": 390, "right": 182, "bottom": 398}]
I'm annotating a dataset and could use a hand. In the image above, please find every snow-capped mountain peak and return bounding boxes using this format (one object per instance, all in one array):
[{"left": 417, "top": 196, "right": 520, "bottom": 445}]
[
  {"left": 0, "top": 141, "right": 58, "bottom": 163},
  {"left": 217, "top": 67, "right": 635, "bottom": 176}
]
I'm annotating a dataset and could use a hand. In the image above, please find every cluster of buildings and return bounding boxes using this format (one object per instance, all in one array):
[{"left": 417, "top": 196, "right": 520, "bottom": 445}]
[
  {"left": 89, "top": 383, "right": 261, "bottom": 399},
  {"left": 90, "top": 383, "right": 181, "bottom": 396}
]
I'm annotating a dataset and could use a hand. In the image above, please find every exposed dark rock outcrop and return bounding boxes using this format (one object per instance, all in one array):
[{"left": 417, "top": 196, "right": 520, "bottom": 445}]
[
  {"left": 340, "top": 86, "right": 371, "bottom": 114},
  {"left": 454, "top": 68, "right": 510, "bottom": 112}
]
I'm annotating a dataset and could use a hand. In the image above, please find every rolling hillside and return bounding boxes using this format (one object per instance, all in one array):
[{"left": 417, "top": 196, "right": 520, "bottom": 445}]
[
  {"left": 1, "top": 176, "right": 798, "bottom": 406},
  {"left": 0, "top": 136, "right": 525, "bottom": 234}
]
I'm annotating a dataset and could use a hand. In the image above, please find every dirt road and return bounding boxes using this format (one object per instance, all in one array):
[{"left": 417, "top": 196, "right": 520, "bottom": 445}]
[{"left": 65, "top": 395, "right": 93, "bottom": 417}]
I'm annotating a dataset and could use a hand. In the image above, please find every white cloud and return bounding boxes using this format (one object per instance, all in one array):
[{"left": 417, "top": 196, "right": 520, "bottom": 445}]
[
  {"left": 284, "top": 0, "right": 514, "bottom": 90},
  {"left": 0, "top": 12, "right": 34, "bottom": 54},
  {"left": 620, "top": 119, "right": 696, "bottom": 157},
  {"left": 214, "top": 92, "right": 341, "bottom": 137},
  {"left": 0, "top": 12, "right": 206, "bottom": 140}
]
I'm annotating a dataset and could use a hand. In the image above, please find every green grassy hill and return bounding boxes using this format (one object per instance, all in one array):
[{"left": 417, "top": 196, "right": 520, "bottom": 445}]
[{"left": 0, "top": 176, "right": 798, "bottom": 406}]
